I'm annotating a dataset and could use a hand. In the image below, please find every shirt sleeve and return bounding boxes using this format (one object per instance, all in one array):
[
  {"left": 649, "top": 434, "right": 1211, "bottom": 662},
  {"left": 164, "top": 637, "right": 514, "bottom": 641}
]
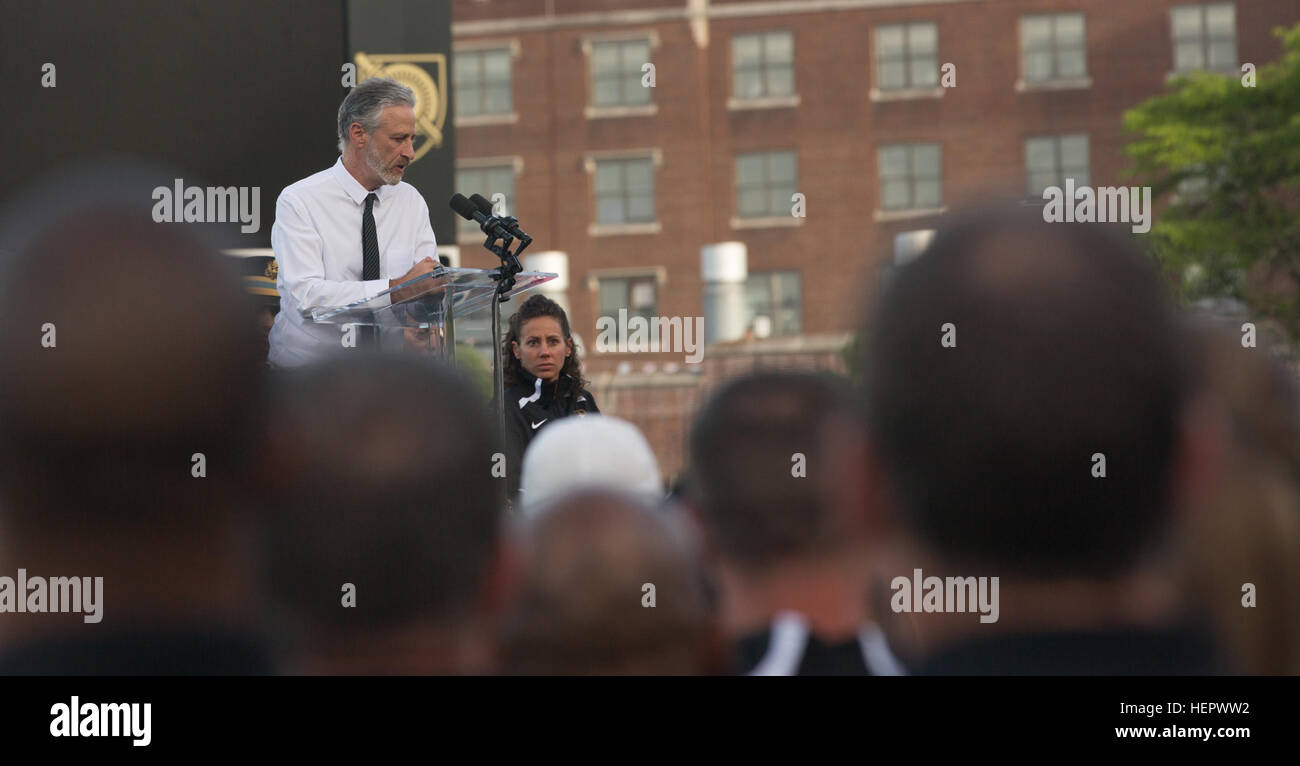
[
  {"left": 413, "top": 195, "right": 440, "bottom": 265},
  {"left": 272, "top": 191, "right": 391, "bottom": 314}
]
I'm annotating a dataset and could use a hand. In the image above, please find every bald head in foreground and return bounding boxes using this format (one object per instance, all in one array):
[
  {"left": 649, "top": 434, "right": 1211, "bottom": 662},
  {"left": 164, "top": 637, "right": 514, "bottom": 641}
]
[{"left": 861, "top": 205, "right": 1225, "bottom": 674}]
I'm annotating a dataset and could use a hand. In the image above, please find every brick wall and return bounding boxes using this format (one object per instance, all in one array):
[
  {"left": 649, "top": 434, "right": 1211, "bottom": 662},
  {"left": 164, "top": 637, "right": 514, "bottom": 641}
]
[{"left": 451, "top": 0, "right": 1298, "bottom": 475}]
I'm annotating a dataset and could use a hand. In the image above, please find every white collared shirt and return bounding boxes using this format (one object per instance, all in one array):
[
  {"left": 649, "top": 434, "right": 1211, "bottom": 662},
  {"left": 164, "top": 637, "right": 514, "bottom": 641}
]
[
  {"left": 267, "top": 157, "right": 438, "bottom": 367},
  {"left": 746, "top": 612, "right": 907, "bottom": 676}
]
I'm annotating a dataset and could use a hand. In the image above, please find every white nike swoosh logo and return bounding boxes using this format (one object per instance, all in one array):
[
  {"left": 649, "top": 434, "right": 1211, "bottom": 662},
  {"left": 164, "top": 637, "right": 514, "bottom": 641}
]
[{"left": 531, "top": 419, "right": 548, "bottom": 430}]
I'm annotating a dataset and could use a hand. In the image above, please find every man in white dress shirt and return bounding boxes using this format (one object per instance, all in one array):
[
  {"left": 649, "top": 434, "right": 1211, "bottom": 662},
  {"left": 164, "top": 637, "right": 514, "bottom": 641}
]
[{"left": 268, "top": 77, "right": 441, "bottom": 367}]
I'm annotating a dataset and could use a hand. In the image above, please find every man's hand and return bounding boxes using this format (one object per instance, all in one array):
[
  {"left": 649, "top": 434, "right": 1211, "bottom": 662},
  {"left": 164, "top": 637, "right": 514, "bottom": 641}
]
[{"left": 389, "top": 256, "right": 440, "bottom": 303}]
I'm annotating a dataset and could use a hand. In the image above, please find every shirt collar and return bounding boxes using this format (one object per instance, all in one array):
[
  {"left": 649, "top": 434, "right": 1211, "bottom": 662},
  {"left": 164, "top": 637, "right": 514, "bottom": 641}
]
[
  {"left": 517, "top": 367, "right": 542, "bottom": 389},
  {"left": 331, "top": 156, "right": 396, "bottom": 206},
  {"left": 517, "top": 369, "right": 571, "bottom": 397}
]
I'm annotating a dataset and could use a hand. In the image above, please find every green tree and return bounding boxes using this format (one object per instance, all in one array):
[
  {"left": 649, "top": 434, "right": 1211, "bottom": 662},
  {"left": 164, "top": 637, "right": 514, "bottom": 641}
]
[
  {"left": 1123, "top": 24, "right": 1300, "bottom": 339},
  {"left": 455, "top": 342, "right": 494, "bottom": 401}
]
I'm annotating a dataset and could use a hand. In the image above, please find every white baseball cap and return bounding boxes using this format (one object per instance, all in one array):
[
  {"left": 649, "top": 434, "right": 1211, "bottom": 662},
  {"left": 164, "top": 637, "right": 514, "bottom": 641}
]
[{"left": 519, "top": 415, "right": 664, "bottom": 516}]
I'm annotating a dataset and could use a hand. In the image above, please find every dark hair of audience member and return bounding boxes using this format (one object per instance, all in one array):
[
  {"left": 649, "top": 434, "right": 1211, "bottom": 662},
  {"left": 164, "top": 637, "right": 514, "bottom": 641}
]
[
  {"left": 688, "top": 372, "right": 865, "bottom": 572},
  {"left": 0, "top": 210, "right": 265, "bottom": 528},
  {"left": 499, "top": 490, "right": 720, "bottom": 675},
  {"left": 265, "top": 355, "right": 503, "bottom": 651},
  {"left": 862, "top": 206, "right": 1194, "bottom": 577}
]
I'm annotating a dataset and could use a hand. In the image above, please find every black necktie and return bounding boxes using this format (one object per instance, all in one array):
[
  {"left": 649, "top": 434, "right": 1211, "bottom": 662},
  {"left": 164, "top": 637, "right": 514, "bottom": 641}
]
[
  {"left": 362, "top": 192, "right": 380, "bottom": 280},
  {"left": 360, "top": 193, "right": 380, "bottom": 348}
]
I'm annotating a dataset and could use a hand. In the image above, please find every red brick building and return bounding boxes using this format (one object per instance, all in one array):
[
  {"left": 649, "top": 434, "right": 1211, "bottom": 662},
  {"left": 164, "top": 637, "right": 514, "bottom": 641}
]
[{"left": 449, "top": 0, "right": 1296, "bottom": 478}]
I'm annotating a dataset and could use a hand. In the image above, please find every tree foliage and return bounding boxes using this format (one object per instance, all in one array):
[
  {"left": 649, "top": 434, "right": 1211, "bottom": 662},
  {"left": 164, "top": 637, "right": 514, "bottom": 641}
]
[{"left": 1124, "top": 24, "right": 1300, "bottom": 338}]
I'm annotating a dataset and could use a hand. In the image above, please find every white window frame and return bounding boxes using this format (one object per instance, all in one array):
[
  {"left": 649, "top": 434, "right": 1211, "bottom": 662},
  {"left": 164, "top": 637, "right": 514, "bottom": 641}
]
[
  {"left": 455, "top": 157, "right": 523, "bottom": 244},
  {"left": 581, "top": 31, "right": 660, "bottom": 119},
  {"left": 1169, "top": 3, "right": 1238, "bottom": 75},
  {"left": 453, "top": 40, "right": 521, "bottom": 126},
  {"left": 1023, "top": 134, "right": 1090, "bottom": 197},
  {"left": 1015, "top": 13, "right": 1092, "bottom": 92},
  {"left": 728, "top": 29, "right": 800, "bottom": 110},
  {"left": 875, "top": 142, "right": 945, "bottom": 220},
  {"left": 583, "top": 149, "right": 663, "bottom": 236}
]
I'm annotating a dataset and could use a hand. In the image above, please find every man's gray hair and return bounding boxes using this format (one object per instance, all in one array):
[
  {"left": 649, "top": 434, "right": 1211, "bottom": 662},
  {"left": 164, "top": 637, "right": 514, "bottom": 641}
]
[{"left": 337, "top": 77, "right": 416, "bottom": 153}]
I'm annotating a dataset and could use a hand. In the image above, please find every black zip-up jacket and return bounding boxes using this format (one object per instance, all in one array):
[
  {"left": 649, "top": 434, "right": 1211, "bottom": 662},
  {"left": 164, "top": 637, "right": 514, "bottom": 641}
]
[{"left": 501, "top": 369, "right": 599, "bottom": 496}]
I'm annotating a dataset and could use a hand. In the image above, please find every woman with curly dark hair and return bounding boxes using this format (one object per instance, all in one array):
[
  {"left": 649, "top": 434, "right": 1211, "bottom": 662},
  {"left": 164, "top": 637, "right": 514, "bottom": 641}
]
[{"left": 501, "top": 294, "right": 599, "bottom": 496}]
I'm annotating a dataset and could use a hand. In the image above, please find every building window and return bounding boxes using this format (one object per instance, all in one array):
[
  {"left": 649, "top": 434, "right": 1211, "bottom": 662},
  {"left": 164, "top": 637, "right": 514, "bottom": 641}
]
[
  {"left": 878, "top": 144, "right": 942, "bottom": 211},
  {"left": 745, "top": 271, "right": 802, "bottom": 338},
  {"left": 590, "top": 38, "right": 653, "bottom": 108},
  {"left": 1171, "top": 3, "right": 1237, "bottom": 73},
  {"left": 594, "top": 157, "right": 656, "bottom": 225},
  {"left": 732, "top": 30, "right": 795, "bottom": 100},
  {"left": 454, "top": 47, "right": 512, "bottom": 117},
  {"left": 875, "top": 23, "right": 938, "bottom": 90},
  {"left": 736, "top": 151, "right": 798, "bottom": 219},
  {"left": 1024, "top": 134, "right": 1090, "bottom": 196},
  {"left": 456, "top": 164, "right": 516, "bottom": 238},
  {"left": 1020, "top": 13, "right": 1087, "bottom": 83},
  {"left": 598, "top": 275, "right": 658, "bottom": 324}
]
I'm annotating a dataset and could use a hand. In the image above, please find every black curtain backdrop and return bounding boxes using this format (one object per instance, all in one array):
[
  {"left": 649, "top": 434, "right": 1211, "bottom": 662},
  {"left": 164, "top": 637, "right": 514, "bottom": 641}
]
[{"left": 2, "top": 0, "right": 454, "bottom": 248}]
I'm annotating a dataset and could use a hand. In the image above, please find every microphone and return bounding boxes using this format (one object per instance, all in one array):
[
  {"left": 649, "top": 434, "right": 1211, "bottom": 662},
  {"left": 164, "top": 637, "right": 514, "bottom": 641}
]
[
  {"left": 450, "top": 192, "right": 525, "bottom": 285},
  {"left": 449, "top": 193, "right": 512, "bottom": 240},
  {"left": 470, "top": 193, "right": 530, "bottom": 242}
]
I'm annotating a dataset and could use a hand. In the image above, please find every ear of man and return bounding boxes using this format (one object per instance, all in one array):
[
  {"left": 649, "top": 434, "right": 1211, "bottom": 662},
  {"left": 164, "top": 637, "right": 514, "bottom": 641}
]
[
  {"left": 1166, "top": 391, "right": 1229, "bottom": 532},
  {"left": 349, "top": 121, "right": 368, "bottom": 147}
]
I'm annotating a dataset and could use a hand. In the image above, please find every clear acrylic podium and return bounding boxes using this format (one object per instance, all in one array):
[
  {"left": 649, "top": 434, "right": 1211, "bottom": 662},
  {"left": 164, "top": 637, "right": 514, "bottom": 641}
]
[{"left": 309, "top": 265, "right": 556, "bottom": 431}]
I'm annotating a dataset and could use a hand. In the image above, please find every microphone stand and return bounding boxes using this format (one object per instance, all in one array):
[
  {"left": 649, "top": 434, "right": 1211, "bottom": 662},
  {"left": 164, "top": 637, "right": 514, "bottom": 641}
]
[{"left": 478, "top": 215, "right": 532, "bottom": 437}]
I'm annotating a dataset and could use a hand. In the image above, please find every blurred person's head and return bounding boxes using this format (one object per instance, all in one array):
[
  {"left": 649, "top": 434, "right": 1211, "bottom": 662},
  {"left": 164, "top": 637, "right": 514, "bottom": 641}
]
[
  {"left": 0, "top": 191, "right": 267, "bottom": 666},
  {"left": 504, "top": 294, "right": 584, "bottom": 386},
  {"left": 860, "top": 205, "right": 1220, "bottom": 655},
  {"left": 1179, "top": 318, "right": 1300, "bottom": 674},
  {"left": 519, "top": 415, "right": 662, "bottom": 515},
  {"left": 337, "top": 77, "right": 416, "bottom": 188},
  {"left": 499, "top": 490, "right": 721, "bottom": 675},
  {"left": 265, "top": 354, "right": 506, "bottom": 674},
  {"left": 687, "top": 372, "right": 882, "bottom": 639},
  {"left": 864, "top": 206, "right": 1199, "bottom": 577}
]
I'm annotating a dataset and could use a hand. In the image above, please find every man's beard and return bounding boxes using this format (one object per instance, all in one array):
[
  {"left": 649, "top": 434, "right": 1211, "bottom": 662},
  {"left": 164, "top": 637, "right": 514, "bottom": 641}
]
[{"left": 365, "top": 143, "right": 402, "bottom": 186}]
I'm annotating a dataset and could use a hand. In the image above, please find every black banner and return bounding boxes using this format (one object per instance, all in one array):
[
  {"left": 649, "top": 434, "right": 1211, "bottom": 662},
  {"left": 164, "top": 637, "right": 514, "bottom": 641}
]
[
  {"left": 0, "top": 676, "right": 1284, "bottom": 753},
  {"left": 346, "top": 0, "right": 456, "bottom": 248},
  {"left": 1, "top": 0, "right": 349, "bottom": 249}
]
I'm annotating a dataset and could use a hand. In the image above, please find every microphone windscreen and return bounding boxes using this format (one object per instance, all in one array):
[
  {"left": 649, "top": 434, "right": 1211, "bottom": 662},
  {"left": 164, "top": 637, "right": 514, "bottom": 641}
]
[
  {"left": 469, "top": 193, "right": 495, "bottom": 214},
  {"left": 449, "top": 193, "right": 478, "bottom": 221}
]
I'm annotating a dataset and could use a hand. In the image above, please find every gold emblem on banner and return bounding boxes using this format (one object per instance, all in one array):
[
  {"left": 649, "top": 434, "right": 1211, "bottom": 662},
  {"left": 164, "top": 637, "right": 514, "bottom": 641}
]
[{"left": 355, "top": 52, "right": 447, "bottom": 165}]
